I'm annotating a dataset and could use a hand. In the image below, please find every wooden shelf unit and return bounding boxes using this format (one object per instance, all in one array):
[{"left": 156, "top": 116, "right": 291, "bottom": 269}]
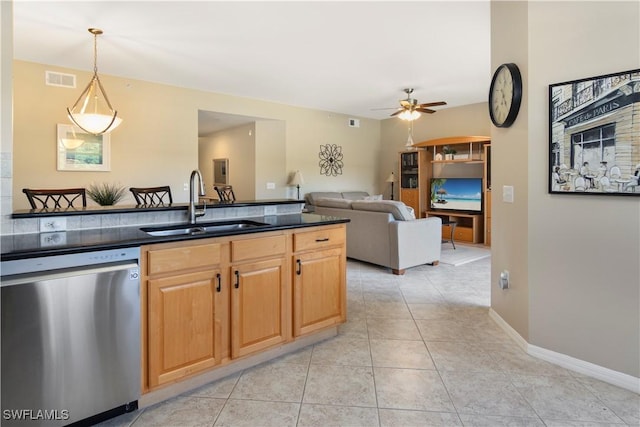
[
  {"left": 425, "top": 211, "right": 484, "bottom": 244},
  {"left": 484, "top": 144, "right": 491, "bottom": 246},
  {"left": 399, "top": 149, "right": 430, "bottom": 217},
  {"left": 402, "top": 136, "right": 491, "bottom": 245}
]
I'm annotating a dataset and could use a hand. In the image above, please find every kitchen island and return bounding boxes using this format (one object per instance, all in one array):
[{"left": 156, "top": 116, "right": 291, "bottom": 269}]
[{"left": 1, "top": 200, "right": 349, "bottom": 422}]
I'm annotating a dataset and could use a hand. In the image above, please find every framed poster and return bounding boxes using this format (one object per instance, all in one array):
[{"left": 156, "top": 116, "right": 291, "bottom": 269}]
[
  {"left": 57, "top": 124, "right": 111, "bottom": 171},
  {"left": 549, "top": 69, "right": 639, "bottom": 195}
]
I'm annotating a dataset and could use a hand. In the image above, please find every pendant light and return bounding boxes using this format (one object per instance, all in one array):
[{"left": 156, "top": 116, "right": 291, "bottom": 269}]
[{"left": 67, "top": 28, "right": 122, "bottom": 135}]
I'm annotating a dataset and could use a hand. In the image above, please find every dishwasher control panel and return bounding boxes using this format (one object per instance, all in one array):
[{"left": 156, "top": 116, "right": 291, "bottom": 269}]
[{"left": 1, "top": 247, "right": 140, "bottom": 277}]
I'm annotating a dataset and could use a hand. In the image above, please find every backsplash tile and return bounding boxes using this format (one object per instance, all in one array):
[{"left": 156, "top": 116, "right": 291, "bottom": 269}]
[{"left": 2, "top": 202, "right": 305, "bottom": 235}]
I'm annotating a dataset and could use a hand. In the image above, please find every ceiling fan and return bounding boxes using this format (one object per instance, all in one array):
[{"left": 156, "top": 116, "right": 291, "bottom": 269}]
[{"left": 377, "top": 88, "right": 447, "bottom": 121}]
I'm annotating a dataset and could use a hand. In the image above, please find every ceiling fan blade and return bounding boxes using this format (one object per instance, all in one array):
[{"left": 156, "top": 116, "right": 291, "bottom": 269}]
[
  {"left": 370, "top": 107, "right": 399, "bottom": 111},
  {"left": 419, "top": 101, "right": 447, "bottom": 108},
  {"left": 390, "top": 109, "right": 403, "bottom": 117},
  {"left": 416, "top": 108, "right": 436, "bottom": 114}
]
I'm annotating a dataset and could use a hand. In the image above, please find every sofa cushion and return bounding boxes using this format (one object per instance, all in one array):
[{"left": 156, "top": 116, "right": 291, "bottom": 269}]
[
  {"left": 314, "top": 197, "right": 353, "bottom": 209},
  {"left": 363, "top": 194, "right": 383, "bottom": 201},
  {"left": 305, "top": 192, "right": 343, "bottom": 205},
  {"left": 341, "top": 191, "right": 369, "bottom": 200},
  {"left": 351, "top": 200, "right": 415, "bottom": 221}
]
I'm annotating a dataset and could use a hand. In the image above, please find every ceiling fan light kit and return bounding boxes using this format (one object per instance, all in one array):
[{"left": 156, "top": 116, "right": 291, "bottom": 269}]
[
  {"left": 67, "top": 28, "right": 123, "bottom": 136},
  {"left": 386, "top": 88, "right": 446, "bottom": 122}
]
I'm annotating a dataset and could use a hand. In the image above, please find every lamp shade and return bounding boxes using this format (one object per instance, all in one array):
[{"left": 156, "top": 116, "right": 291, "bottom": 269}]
[
  {"left": 289, "top": 170, "right": 304, "bottom": 186},
  {"left": 385, "top": 172, "right": 395, "bottom": 183}
]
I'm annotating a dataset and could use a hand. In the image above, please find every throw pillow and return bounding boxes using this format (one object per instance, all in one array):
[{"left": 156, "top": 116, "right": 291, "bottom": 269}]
[{"left": 364, "top": 194, "right": 383, "bottom": 201}]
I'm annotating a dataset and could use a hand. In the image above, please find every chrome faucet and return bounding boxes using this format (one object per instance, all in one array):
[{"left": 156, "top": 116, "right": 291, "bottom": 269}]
[{"left": 188, "top": 169, "right": 206, "bottom": 224}]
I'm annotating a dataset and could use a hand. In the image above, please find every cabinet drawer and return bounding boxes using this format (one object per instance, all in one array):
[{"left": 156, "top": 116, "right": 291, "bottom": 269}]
[
  {"left": 231, "top": 235, "right": 286, "bottom": 262},
  {"left": 453, "top": 227, "right": 474, "bottom": 242},
  {"left": 147, "top": 243, "right": 222, "bottom": 275},
  {"left": 294, "top": 226, "right": 345, "bottom": 252}
]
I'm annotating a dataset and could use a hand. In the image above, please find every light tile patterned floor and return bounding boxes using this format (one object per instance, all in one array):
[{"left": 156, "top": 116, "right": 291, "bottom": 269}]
[{"left": 102, "top": 254, "right": 640, "bottom": 427}]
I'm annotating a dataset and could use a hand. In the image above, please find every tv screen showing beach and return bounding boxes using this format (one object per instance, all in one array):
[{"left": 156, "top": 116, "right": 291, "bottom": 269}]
[{"left": 430, "top": 178, "right": 482, "bottom": 213}]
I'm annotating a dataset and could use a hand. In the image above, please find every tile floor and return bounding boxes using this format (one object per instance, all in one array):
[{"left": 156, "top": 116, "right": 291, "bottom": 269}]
[{"left": 102, "top": 253, "right": 640, "bottom": 427}]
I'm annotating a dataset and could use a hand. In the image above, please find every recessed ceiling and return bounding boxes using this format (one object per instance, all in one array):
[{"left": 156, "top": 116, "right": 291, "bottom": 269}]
[{"left": 12, "top": 1, "right": 491, "bottom": 126}]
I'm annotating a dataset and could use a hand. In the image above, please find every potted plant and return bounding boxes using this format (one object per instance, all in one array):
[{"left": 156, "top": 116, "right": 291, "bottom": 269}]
[
  {"left": 87, "top": 182, "right": 127, "bottom": 206},
  {"left": 442, "top": 146, "right": 457, "bottom": 160}
]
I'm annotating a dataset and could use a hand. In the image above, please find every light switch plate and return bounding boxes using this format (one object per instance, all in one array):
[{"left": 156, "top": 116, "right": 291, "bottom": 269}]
[
  {"left": 266, "top": 182, "right": 276, "bottom": 190},
  {"left": 40, "top": 217, "right": 67, "bottom": 232},
  {"left": 502, "top": 185, "right": 514, "bottom": 203}
]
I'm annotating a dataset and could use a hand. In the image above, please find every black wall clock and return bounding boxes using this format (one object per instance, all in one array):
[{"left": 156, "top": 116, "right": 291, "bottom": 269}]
[{"left": 489, "top": 63, "right": 522, "bottom": 128}]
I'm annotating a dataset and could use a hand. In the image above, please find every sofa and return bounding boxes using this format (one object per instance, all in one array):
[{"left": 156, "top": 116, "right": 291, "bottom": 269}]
[
  {"left": 304, "top": 191, "right": 371, "bottom": 212},
  {"left": 313, "top": 197, "right": 442, "bottom": 274}
]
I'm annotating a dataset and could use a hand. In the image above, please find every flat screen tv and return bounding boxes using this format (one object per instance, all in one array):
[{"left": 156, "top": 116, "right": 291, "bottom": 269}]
[{"left": 430, "top": 178, "right": 483, "bottom": 213}]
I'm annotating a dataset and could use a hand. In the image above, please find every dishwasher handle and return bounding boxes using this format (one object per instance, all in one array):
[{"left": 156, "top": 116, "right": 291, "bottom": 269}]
[{"left": 1, "top": 261, "right": 140, "bottom": 287}]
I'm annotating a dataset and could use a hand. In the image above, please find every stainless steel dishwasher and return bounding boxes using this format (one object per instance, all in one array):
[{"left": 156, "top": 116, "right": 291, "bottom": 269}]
[{"left": 1, "top": 247, "right": 141, "bottom": 426}]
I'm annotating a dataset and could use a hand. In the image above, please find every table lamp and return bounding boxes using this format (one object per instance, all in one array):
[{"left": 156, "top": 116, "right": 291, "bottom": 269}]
[
  {"left": 386, "top": 172, "right": 395, "bottom": 200},
  {"left": 289, "top": 170, "right": 304, "bottom": 200}
]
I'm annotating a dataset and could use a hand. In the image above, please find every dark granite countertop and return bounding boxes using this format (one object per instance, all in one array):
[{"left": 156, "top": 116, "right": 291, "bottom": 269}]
[
  {"left": 1, "top": 213, "right": 348, "bottom": 261},
  {"left": 11, "top": 199, "right": 303, "bottom": 218}
]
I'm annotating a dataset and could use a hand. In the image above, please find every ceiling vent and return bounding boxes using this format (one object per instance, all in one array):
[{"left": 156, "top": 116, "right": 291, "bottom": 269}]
[{"left": 45, "top": 71, "right": 76, "bottom": 88}]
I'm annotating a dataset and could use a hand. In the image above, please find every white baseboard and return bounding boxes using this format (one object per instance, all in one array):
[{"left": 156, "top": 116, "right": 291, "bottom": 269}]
[{"left": 489, "top": 308, "right": 640, "bottom": 394}]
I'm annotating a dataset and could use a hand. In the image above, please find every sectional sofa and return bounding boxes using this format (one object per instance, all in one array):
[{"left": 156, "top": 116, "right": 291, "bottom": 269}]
[{"left": 311, "top": 196, "right": 441, "bottom": 274}]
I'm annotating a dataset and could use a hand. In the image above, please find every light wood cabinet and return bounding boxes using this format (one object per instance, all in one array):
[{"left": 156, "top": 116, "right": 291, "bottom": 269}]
[
  {"left": 425, "top": 211, "right": 484, "bottom": 244},
  {"left": 399, "top": 150, "right": 430, "bottom": 217},
  {"left": 229, "top": 234, "right": 289, "bottom": 358},
  {"left": 484, "top": 144, "right": 492, "bottom": 246},
  {"left": 141, "top": 224, "right": 346, "bottom": 393},
  {"left": 293, "top": 226, "right": 346, "bottom": 337},
  {"left": 409, "top": 136, "right": 491, "bottom": 245},
  {"left": 144, "top": 240, "right": 224, "bottom": 389}
]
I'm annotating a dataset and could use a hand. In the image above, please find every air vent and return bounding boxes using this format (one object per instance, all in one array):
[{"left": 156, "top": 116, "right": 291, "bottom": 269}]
[{"left": 45, "top": 71, "right": 76, "bottom": 88}]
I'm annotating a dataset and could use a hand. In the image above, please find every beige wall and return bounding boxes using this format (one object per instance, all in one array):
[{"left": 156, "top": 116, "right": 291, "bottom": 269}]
[
  {"left": 492, "top": 1, "right": 640, "bottom": 377},
  {"left": 10, "top": 60, "right": 381, "bottom": 212},
  {"left": 490, "top": 0, "right": 531, "bottom": 342},
  {"left": 198, "top": 123, "right": 256, "bottom": 200}
]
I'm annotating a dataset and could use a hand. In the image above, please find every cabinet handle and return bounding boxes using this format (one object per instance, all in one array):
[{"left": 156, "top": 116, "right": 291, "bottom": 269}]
[
  {"left": 315, "top": 238, "right": 329, "bottom": 242},
  {"left": 216, "top": 273, "right": 221, "bottom": 292},
  {"left": 296, "top": 259, "right": 302, "bottom": 275},
  {"left": 234, "top": 270, "right": 240, "bottom": 289}
]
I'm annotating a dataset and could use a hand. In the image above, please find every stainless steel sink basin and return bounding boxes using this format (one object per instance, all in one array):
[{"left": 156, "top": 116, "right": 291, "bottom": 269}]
[{"left": 141, "top": 220, "right": 269, "bottom": 237}]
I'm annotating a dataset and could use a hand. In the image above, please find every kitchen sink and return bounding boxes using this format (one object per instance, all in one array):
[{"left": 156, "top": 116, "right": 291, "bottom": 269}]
[{"left": 141, "top": 220, "right": 269, "bottom": 237}]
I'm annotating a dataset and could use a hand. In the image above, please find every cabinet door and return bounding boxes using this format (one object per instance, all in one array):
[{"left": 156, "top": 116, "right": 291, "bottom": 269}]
[
  {"left": 147, "top": 269, "right": 221, "bottom": 387},
  {"left": 293, "top": 248, "right": 346, "bottom": 337},
  {"left": 231, "top": 258, "right": 288, "bottom": 358},
  {"left": 400, "top": 188, "right": 419, "bottom": 215}
]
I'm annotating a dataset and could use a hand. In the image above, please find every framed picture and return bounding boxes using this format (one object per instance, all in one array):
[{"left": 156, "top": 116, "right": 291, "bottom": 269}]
[
  {"left": 57, "top": 124, "right": 111, "bottom": 171},
  {"left": 213, "top": 158, "right": 228, "bottom": 185},
  {"left": 549, "top": 69, "right": 640, "bottom": 196}
]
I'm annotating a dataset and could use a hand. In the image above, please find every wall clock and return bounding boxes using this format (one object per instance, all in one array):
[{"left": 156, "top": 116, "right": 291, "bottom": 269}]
[{"left": 489, "top": 63, "right": 522, "bottom": 128}]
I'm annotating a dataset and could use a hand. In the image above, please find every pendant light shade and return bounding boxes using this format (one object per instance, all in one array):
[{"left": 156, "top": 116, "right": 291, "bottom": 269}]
[{"left": 67, "top": 28, "right": 122, "bottom": 135}]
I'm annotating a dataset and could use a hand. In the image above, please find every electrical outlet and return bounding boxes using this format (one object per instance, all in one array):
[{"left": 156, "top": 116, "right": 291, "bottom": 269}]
[
  {"left": 40, "top": 232, "right": 67, "bottom": 247},
  {"left": 183, "top": 182, "right": 189, "bottom": 191},
  {"left": 499, "top": 270, "right": 510, "bottom": 289},
  {"left": 40, "top": 217, "right": 67, "bottom": 232},
  {"left": 266, "top": 182, "right": 275, "bottom": 190}
]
